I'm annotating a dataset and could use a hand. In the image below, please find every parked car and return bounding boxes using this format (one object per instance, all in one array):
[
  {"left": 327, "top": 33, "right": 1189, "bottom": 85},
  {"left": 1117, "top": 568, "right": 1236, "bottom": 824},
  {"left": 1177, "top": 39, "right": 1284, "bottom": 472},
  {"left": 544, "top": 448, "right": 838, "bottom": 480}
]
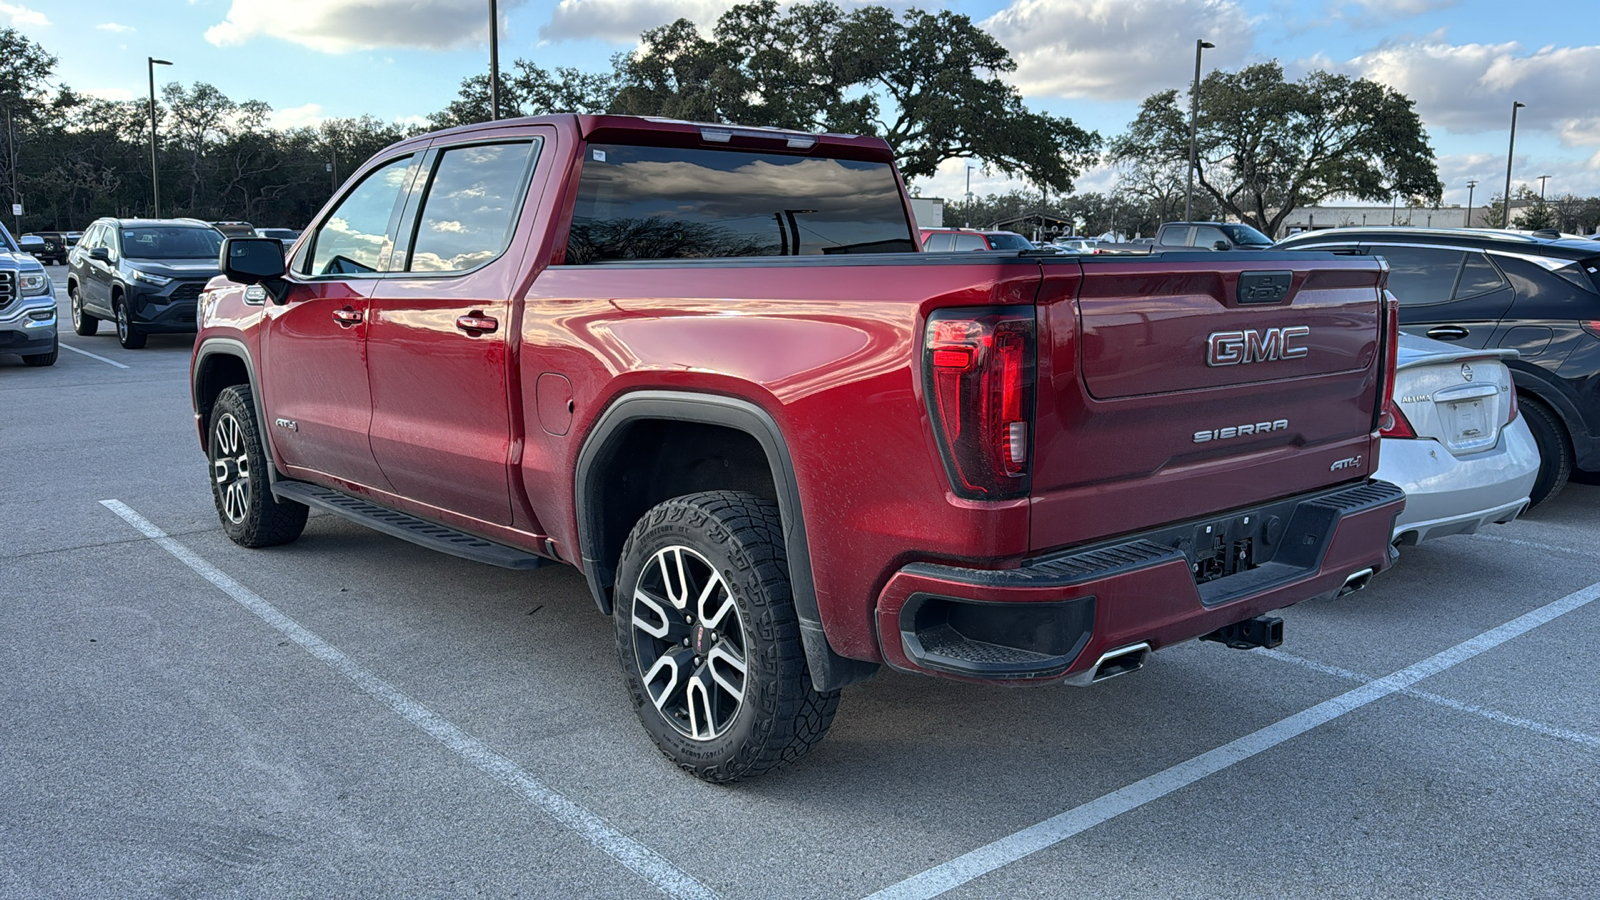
[
  {"left": 21, "top": 231, "right": 71, "bottom": 264},
  {"left": 919, "top": 227, "right": 1035, "bottom": 251},
  {"left": 1379, "top": 333, "right": 1539, "bottom": 545},
  {"left": 1051, "top": 238, "right": 1101, "bottom": 254},
  {"left": 1, "top": 223, "right": 58, "bottom": 366},
  {"left": 65, "top": 217, "right": 224, "bottom": 349},
  {"left": 1155, "top": 221, "right": 1275, "bottom": 250},
  {"left": 191, "top": 113, "right": 1402, "bottom": 781},
  {"left": 1275, "top": 226, "right": 1600, "bottom": 506},
  {"left": 210, "top": 220, "right": 256, "bottom": 238},
  {"left": 255, "top": 227, "right": 300, "bottom": 250}
]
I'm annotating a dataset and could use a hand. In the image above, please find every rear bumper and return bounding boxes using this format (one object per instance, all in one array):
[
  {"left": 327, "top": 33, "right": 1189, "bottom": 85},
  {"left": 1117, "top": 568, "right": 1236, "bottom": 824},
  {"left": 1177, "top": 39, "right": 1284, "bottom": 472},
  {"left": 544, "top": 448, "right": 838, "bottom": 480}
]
[
  {"left": 1378, "top": 418, "right": 1539, "bottom": 545},
  {"left": 874, "top": 480, "right": 1405, "bottom": 685}
]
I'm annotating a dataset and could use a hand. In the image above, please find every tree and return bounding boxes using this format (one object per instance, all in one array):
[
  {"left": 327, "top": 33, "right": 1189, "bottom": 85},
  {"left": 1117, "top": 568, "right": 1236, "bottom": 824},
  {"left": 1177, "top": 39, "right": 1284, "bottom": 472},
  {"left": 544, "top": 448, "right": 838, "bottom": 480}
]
[
  {"left": 1111, "top": 62, "right": 1441, "bottom": 235},
  {"left": 1513, "top": 189, "right": 1556, "bottom": 231},
  {"left": 430, "top": 60, "right": 620, "bottom": 128}
]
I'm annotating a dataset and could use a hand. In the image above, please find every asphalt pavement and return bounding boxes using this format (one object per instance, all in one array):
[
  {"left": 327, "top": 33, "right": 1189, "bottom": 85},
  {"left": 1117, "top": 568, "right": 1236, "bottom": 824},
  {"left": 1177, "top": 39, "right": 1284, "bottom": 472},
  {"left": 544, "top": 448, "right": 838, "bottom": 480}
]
[{"left": 4, "top": 264, "right": 1597, "bottom": 898}]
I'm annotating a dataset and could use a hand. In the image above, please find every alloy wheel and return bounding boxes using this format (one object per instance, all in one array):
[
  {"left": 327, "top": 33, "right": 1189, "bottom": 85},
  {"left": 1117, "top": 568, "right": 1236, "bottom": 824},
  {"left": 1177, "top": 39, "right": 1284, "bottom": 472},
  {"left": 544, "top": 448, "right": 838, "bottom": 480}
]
[
  {"left": 210, "top": 412, "right": 252, "bottom": 525},
  {"left": 629, "top": 545, "right": 749, "bottom": 741}
]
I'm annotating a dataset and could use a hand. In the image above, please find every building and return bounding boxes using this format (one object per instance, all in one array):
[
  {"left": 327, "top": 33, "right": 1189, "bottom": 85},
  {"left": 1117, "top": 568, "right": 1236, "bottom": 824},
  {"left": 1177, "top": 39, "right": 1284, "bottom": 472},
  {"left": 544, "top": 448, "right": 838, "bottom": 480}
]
[{"left": 1275, "top": 200, "right": 1536, "bottom": 238}]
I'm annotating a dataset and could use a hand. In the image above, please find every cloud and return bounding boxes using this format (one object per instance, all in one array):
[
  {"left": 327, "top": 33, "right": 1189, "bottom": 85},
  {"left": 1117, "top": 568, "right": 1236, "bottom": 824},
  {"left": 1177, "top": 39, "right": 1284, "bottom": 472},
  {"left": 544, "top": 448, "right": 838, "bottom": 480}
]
[
  {"left": 95, "top": 22, "right": 134, "bottom": 33},
  {"left": 1346, "top": 40, "right": 1600, "bottom": 143},
  {"left": 269, "top": 103, "right": 325, "bottom": 130},
  {"left": 1329, "top": 0, "right": 1455, "bottom": 23},
  {"left": 541, "top": 0, "right": 741, "bottom": 43},
  {"left": 982, "top": 0, "right": 1255, "bottom": 101},
  {"left": 206, "top": 0, "right": 525, "bottom": 53},
  {"left": 0, "top": 1, "right": 48, "bottom": 26},
  {"left": 82, "top": 87, "right": 136, "bottom": 102}
]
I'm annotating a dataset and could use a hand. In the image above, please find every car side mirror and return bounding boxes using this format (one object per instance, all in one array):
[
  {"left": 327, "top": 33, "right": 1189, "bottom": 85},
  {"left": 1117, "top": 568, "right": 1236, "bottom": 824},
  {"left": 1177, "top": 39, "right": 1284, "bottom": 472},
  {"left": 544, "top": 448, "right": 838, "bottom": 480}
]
[
  {"left": 221, "top": 237, "right": 288, "bottom": 302},
  {"left": 89, "top": 247, "right": 110, "bottom": 262},
  {"left": 1213, "top": 240, "right": 1231, "bottom": 251}
]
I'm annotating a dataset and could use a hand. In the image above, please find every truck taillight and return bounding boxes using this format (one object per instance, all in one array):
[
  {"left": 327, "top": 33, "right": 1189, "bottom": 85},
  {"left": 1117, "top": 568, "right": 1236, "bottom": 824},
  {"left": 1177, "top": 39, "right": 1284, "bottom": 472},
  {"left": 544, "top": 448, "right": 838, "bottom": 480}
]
[
  {"left": 924, "top": 308, "right": 1035, "bottom": 499},
  {"left": 1374, "top": 292, "right": 1400, "bottom": 434}
]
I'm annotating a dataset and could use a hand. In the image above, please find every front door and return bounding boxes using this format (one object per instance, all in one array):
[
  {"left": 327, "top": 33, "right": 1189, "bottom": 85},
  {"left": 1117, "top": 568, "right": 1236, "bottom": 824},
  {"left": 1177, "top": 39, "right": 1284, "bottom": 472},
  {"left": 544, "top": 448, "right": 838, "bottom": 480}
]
[
  {"left": 365, "top": 133, "right": 549, "bottom": 526},
  {"left": 259, "top": 153, "right": 421, "bottom": 491}
]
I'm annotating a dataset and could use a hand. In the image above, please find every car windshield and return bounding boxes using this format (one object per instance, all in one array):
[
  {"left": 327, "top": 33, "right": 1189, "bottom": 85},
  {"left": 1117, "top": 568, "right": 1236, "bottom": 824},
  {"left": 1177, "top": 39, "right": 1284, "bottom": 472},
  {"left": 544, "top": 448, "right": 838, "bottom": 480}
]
[
  {"left": 120, "top": 226, "right": 224, "bottom": 260},
  {"left": 1220, "top": 224, "right": 1272, "bottom": 245},
  {"left": 986, "top": 233, "right": 1035, "bottom": 250}
]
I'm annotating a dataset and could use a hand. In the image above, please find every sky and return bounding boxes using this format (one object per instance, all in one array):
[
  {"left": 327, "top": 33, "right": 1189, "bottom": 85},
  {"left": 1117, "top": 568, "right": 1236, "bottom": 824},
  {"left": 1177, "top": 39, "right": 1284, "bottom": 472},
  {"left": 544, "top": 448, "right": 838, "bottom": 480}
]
[{"left": 7, "top": 0, "right": 1597, "bottom": 208}]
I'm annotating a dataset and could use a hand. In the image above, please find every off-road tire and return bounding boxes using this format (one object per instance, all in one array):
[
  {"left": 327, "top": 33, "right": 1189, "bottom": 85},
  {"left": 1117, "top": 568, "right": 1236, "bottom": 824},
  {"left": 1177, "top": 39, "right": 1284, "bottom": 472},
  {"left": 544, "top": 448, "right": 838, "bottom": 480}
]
[
  {"left": 613, "top": 491, "right": 839, "bottom": 783},
  {"left": 70, "top": 284, "right": 98, "bottom": 336},
  {"left": 1520, "top": 395, "right": 1571, "bottom": 508},
  {"left": 21, "top": 334, "right": 58, "bottom": 367},
  {"left": 208, "top": 385, "right": 307, "bottom": 547},
  {"left": 114, "top": 298, "right": 146, "bottom": 349}
]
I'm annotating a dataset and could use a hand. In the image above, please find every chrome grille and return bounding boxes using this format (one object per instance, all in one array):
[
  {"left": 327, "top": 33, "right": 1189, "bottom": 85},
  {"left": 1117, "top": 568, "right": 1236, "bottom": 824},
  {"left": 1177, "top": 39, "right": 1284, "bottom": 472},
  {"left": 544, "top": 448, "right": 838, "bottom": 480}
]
[{"left": 0, "top": 271, "right": 15, "bottom": 311}]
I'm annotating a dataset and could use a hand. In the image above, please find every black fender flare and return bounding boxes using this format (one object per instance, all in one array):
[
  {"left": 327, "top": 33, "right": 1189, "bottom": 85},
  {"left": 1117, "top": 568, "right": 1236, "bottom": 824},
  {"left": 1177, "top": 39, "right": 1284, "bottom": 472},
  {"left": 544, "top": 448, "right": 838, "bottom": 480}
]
[
  {"left": 575, "top": 390, "right": 878, "bottom": 692},
  {"left": 192, "top": 337, "right": 281, "bottom": 485}
]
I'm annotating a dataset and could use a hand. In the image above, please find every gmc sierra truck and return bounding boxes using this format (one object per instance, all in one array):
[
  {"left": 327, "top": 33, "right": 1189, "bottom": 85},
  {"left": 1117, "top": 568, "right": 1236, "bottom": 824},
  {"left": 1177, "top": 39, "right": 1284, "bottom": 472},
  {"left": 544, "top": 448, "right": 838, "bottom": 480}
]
[{"left": 192, "top": 114, "right": 1404, "bottom": 782}]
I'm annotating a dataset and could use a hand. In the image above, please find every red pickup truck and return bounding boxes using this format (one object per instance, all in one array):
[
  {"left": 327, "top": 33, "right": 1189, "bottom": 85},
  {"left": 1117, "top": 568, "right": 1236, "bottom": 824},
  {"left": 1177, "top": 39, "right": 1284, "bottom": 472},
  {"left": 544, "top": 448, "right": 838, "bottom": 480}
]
[{"left": 192, "top": 114, "right": 1403, "bottom": 781}]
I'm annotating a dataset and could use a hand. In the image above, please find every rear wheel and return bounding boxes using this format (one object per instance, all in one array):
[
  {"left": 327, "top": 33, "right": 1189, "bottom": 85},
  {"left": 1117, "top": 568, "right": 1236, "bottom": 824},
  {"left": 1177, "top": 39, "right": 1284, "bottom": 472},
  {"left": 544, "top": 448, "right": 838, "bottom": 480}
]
[
  {"left": 21, "top": 334, "right": 58, "bottom": 367},
  {"left": 613, "top": 491, "right": 838, "bottom": 782},
  {"left": 70, "top": 284, "right": 98, "bottom": 336},
  {"left": 1519, "top": 395, "right": 1571, "bottom": 508},
  {"left": 208, "top": 385, "right": 307, "bottom": 547},
  {"left": 114, "top": 298, "right": 146, "bottom": 349}
]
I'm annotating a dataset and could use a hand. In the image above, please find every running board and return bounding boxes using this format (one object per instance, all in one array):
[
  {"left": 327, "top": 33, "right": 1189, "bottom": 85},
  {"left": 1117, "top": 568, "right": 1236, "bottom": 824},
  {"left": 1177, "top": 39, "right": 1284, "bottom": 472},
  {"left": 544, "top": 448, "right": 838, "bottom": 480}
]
[{"left": 271, "top": 481, "right": 550, "bottom": 570}]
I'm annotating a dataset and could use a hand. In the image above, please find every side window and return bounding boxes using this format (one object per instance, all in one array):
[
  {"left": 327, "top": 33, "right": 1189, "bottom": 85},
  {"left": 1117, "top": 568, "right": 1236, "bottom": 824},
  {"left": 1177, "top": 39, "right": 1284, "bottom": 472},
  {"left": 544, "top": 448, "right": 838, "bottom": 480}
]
[
  {"left": 1193, "top": 225, "right": 1226, "bottom": 248},
  {"left": 1371, "top": 246, "right": 1465, "bottom": 306},
  {"left": 305, "top": 155, "right": 417, "bottom": 277},
  {"left": 925, "top": 233, "right": 954, "bottom": 251},
  {"left": 952, "top": 233, "right": 986, "bottom": 251},
  {"left": 1455, "top": 252, "right": 1508, "bottom": 299},
  {"left": 405, "top": 140, "right": 540, "bottom": 273},
  {"left": 1159, "top": 226, "right": 1191, "bottom": 247}
]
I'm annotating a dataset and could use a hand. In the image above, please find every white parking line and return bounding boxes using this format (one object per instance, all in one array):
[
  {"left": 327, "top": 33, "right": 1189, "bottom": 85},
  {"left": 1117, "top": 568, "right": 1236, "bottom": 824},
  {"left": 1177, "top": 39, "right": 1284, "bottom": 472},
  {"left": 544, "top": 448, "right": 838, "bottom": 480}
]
[
  {"left": 60, "top": 342, "right": 130, "bottom": 369},
  {"left": 1256, "top": 648, "right": 1600, "bottom": 750},
  {"left": 99, "top": 499, "right": 718, "bottom": 900},
  {"left": 1471, "top": 533, "right": 1600, "bottom": 558},
  {"left": 864, "top": 579, "right": 1600, "bottom": 900}
]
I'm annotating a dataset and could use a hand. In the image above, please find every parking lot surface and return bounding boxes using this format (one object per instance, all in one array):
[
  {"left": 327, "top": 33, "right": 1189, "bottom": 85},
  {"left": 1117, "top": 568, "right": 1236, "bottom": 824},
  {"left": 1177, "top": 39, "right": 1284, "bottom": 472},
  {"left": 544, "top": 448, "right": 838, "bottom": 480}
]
[{"left": 4, "top": 265, "right": 1598, "bottom": 898}]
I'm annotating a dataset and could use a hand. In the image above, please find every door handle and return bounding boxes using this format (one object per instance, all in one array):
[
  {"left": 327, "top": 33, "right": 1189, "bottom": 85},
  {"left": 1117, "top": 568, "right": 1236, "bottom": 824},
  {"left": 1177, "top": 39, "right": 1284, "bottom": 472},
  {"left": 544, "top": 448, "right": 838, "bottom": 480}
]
[
  {"left": 1426, "top": 325, "right": 1469, "bottom": 341},
  {"left": 332, "top": 307, "right": 363, "bottom": 326},
  {"left": 456, "top": 313, "right": 498, "bottom": 335}
]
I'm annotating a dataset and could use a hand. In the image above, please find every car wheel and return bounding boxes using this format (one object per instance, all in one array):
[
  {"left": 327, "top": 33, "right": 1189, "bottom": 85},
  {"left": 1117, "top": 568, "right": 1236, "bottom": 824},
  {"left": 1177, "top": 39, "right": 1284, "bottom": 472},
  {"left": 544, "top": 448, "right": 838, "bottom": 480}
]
[
  {"left": 1519, "top": 395, "right": 1571, "bottom": 508},
  {"left": 613, "top": 491, "right": 839, "bottom": 783},
  {"left": 21, "top": 333, "right": 58, "bottom": 367},
  {"left": 70, "top": 285, "right": 98, "bottom": 336},
  {"left": 208, "top": 385, "right": 308, "bottom": 547},
  {"left": 114, "top": 298, "right": 146, "bottom": 349}
]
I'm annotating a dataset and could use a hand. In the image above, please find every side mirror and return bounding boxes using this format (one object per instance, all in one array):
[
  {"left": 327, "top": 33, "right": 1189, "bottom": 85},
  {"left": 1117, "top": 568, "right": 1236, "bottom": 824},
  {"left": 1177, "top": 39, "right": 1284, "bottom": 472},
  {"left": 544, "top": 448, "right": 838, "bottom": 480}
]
[
  {"left": 1213, "top": 240, "right": 1232, "bottom": 251},
  {"left": 221, "top": 237, "right": 288, "bottom": 303},
  {"left": 89, "top": 247, "right": 110, "bottom": 262}
]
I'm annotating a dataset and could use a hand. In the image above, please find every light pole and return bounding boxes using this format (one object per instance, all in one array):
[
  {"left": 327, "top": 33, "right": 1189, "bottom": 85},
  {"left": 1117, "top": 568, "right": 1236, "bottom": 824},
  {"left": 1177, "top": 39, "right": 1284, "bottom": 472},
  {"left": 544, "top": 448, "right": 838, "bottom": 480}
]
[
  {"left": 1184, "top": 39, "right": 1215, "bottom": 223},
  {"left": 148, "top": 57, "right": 172, "bottom": 218},
  {"left": 1466, "top": 179, "right": 1477, "bottom": 228},
  {"left": 965, "top": 163, "right": 975, "bottom": 227},
  {"left": 1537, "top": 175, "right": 1550, "bottom": 201},
  {"left": 488, "top": 0, "right": 501, "bottom": 120},
  {"left": 1503, "top": 100, "right": 1524, "bottom": 228}
]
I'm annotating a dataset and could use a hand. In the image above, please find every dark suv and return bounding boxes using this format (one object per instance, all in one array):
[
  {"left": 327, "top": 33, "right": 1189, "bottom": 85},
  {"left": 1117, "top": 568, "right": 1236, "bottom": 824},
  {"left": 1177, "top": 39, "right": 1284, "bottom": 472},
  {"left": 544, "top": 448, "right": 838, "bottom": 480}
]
[
  {"left": 66, "top": 218, "right": 224, "bottom": 349},
  {"left": 23, "top": 231, "right": 73, "bottom": 265},
  {"left": 1275, "top": 227, "right": 1600, "bottom": 505}
]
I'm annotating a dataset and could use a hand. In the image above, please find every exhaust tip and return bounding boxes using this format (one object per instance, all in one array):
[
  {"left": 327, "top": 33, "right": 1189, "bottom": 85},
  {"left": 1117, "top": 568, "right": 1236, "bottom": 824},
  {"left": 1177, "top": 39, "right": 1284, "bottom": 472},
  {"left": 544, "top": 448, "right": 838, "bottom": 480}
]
[
  {"left": 1091, "top": 642, "right": 1151, "bottom": 683},
  {"left": 1338, "top": 567, "right": 1375, "bottom": 597}
]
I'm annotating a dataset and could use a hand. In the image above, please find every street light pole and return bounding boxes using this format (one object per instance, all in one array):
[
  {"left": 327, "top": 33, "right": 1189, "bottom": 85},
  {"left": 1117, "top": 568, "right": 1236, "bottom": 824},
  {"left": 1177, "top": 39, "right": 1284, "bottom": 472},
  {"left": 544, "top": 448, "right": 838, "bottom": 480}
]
[
  {"left": 148, "top": 57, "right": 173, "bottom": 218},
  {"left": 965, "top": 163, "right": 974, "bottom": 227},
  {"left": 488, "top": 0, "right": 501, "bottom": 121},
  {"left": 1466, "top": 179, "right": 1477, "bottom": 228},
  {"left": 1503, "top": 100, "right": 1524, "bottom": 228},
  {"left": 1184, "top": 39, "right": 1215, "bottom": 223},
  {"left": 1537, "top": 175, "right": 1550, "bottom": 201}
]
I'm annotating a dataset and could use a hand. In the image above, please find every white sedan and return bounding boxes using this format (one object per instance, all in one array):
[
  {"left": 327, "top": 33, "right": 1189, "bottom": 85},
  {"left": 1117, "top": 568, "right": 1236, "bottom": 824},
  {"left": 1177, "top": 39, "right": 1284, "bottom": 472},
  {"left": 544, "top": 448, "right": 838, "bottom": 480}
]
[{"left": 1379, "top": 333, "right": 1540, "bottom": 546}]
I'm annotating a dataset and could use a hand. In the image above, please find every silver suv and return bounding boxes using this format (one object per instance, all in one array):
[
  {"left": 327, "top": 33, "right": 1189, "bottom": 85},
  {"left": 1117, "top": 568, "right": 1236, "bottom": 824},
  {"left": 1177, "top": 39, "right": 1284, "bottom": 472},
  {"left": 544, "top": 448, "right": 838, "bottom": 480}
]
[{"left": 0, "top": 223, "right": 57, "bottom": 366}]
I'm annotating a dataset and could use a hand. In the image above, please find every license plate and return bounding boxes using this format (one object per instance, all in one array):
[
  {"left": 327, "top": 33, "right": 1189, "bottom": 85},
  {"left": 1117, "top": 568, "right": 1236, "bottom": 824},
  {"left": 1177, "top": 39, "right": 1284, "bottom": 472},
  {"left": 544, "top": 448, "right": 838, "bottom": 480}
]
[{"left": 1449, "top": 398, "right": 1488, "bottom": 443}]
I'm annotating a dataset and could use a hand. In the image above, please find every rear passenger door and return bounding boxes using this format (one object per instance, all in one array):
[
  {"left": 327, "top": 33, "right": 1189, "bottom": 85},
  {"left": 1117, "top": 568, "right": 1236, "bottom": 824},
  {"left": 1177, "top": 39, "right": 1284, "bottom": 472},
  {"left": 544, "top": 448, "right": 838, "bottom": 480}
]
[
  {"left": 364, "top": 128, "right": 551, "bottom": 527},
  {"left": 1366, "top": 243, "right": 1514, "bottom": 350}
]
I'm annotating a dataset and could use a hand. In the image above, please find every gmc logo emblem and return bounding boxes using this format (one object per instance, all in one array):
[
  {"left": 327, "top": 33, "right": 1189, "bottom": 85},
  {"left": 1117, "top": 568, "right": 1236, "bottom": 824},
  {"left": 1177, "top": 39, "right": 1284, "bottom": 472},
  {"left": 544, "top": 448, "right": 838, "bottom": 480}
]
[{"left": 1206, "top": 326, "right": 1311, "bottom": 367}]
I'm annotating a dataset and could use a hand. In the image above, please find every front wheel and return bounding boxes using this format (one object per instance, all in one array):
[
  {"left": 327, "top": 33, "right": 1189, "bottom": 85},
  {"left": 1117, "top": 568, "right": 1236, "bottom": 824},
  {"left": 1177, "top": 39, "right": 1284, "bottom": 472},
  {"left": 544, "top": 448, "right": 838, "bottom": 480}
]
[
  {"left": 114, "top": 298, "right": 146, "bottom": 349},
  {"left": 208, "top": 385, "right": 307, "bottom": 547},
  {"left": 21, "top": 334, "right": 58, "bottom": 367},
  {"left": 613, "top": 491, "right": 838, "bottom": 783}
]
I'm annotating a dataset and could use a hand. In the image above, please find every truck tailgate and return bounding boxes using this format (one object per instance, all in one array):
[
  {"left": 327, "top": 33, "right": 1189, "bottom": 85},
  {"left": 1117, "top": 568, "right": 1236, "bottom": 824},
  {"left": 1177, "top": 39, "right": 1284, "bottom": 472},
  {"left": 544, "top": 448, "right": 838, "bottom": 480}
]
[{"left": 1030, "top": 253, "right": 1388, "bottom": 551}]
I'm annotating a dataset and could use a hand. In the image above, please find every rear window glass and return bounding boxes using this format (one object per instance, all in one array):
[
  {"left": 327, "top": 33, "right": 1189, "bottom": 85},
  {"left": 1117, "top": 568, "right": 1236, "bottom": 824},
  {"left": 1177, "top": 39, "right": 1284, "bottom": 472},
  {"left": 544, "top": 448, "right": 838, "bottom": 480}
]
[
  {"left": 120, "top": 227, "right": 224, "bottom": 260},
  {"left": 1553, "top": 258, "right": 1600, "bottom": 295},
  {"left": 1372, "top": 245, "right": 1464, "bottom": 306},
  {"left": 407, "top": 140, "right": 538, "bottom": 273},
  {"left": 1455, "top": 253, "right": 1508, "bottom": 299},
  {"left": 1584, "top": 258, "right": 1600, "bottom": 295},
  {"left": 986, "top": 233, "right": 1035, "bottom": 250},
  {"left": 564, "top": 144, "right": 915, "bottom": 264},
  {"left": 952, "top": 233, "right": 986, "bottom": 251},
  {"left": 924, "top": 232, "right": 953, "bottom": 251}
]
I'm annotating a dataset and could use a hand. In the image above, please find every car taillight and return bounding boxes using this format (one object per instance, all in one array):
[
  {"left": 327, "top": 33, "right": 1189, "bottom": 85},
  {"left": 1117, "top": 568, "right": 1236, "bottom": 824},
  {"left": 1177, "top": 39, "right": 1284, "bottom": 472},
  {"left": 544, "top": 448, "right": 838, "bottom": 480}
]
[
  {"left": 1580, "top": 320, "right": 1600, "bottom": 340},
  {"left": 1506, "top": 385, "right": 1518, "bottom": 425},
  {"left": 924, "top": 308, "right": 1035, "bottom": 499},
  {"left": 1379, "top": 399, "right": 1416, "bottom": 438}
]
